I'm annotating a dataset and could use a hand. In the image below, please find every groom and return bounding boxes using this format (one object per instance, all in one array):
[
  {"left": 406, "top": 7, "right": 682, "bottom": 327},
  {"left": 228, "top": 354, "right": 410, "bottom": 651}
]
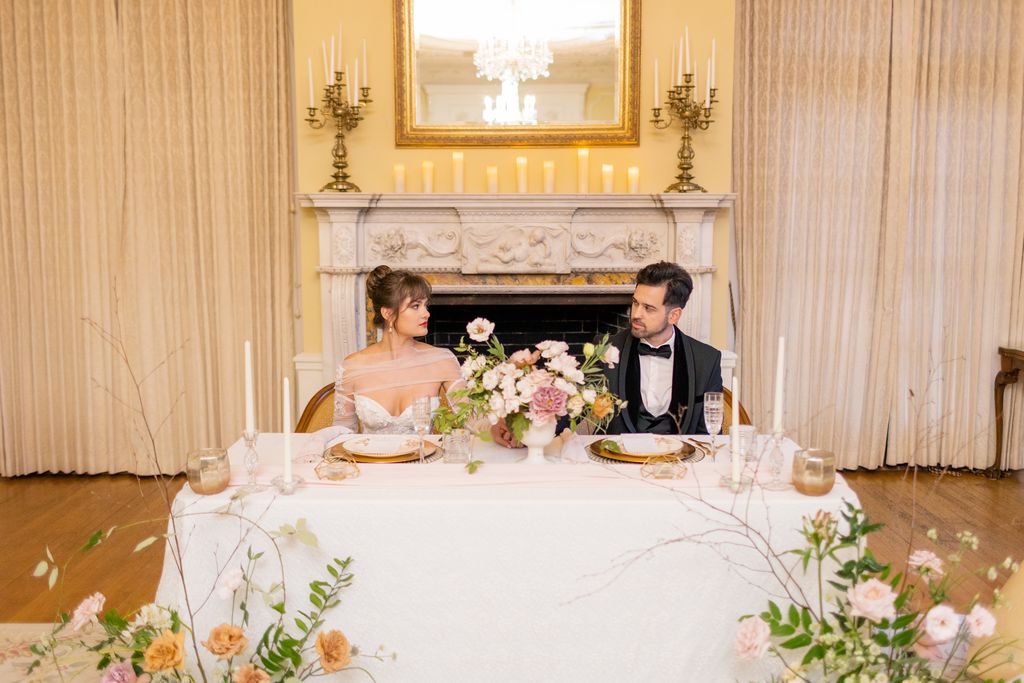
[{"left": 603, "top": 261, "right": 723, "bottom": 435}]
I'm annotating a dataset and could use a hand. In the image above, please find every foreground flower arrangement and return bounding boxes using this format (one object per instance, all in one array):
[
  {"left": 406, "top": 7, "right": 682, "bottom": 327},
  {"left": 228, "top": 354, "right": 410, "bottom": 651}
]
[
  {"left": 736, "top": 503, "right": 1018, "bottom": 681},
  {"left": 438, "top": 318, "right": 623, "bottom": 440}
]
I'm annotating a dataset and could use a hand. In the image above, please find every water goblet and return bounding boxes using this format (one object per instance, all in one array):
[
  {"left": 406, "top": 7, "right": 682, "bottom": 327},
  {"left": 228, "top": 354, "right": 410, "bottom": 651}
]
[
  {"left": 703, "top": 392, "right": 724, "bottom": 460},
  {"left": 412, "top": 396, "right": 432, "bottom": 462}
]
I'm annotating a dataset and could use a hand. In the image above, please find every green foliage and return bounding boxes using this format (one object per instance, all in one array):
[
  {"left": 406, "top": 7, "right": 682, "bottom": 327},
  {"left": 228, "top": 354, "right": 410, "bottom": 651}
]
[{"left": 465, "top": 459, "right": 484, "bottom": 474}]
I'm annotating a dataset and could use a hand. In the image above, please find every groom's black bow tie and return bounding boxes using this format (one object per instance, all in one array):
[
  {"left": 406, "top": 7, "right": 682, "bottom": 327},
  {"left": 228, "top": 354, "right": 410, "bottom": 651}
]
[{"left": 637, "top": 343, "right": 672, "bottom": 359}]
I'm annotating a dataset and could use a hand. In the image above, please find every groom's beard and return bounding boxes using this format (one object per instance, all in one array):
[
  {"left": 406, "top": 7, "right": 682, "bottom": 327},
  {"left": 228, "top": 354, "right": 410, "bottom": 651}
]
[{"left": 630, "top": 314, "right": 671, "bottom": 341}]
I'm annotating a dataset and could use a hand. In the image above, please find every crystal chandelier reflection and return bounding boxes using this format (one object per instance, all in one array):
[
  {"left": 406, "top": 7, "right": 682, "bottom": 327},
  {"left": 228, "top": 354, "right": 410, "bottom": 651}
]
[
  {"left": 473, "top": 16, "right": 552, "bottom": 126},
  {"left": 483, "top": 82, "right": 538, "bottom": 125}
]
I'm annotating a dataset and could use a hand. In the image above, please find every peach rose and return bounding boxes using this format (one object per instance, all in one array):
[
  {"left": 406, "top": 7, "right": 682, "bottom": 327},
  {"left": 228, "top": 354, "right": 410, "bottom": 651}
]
[
  {"left": 847, "top": 578, "right": 897, "bottom": 622},
  {"left": 202, "top": 624, "right": 248, "bottom": 659},
  {"left": 591, "top": 394, "right": 614, "bottom": 419},
  {"left": 315, "top": 629, "right": 352, "bottom": 673},
  {"left": 232, "top": 664, "right": 270, "bottom": 683},
  {"left": 734, "top": 616, "right": 771, "bottom": 660},
  {"left": 143, "top": 629, "right": 185, "bottom": 672}
]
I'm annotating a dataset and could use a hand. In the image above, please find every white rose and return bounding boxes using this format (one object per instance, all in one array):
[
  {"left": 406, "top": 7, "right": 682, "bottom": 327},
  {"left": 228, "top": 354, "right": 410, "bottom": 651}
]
[
  {"left": 536, "top": 340, "right": 569, "bottom": 359},
  {"left": 923, "top": 605, "right": 961, "bottom": 644},
  {"left": 553, "top": 377, "right": 579, "bottom": 396},
  {"left": 567, "top": 394, "right": 585, "bottom": 417},
  {"left": 734, "top": 617, "right": 770, "bottom": 660},
  {"left": 847, "top": 578, "right": 897, "bottom": 623},
  {"left": 546, "top": 353, "right": 579, "bottom": 375},
  {"left": 965, "top": 604, "right": 996, "bottom": 638},
  {"left": 216, "top": 566, "right": 245, "bottom": 600},
  {"left": 489, "top": 393, "right": 507, "bottom": 417},
  {"left": 581, "top": 388, "right": 597, "bottom": 404},
  {"left": 504, "top": 398, "right": 521, "bottom": 415},
  {"left": 466, "top": 318, "right": 495, "bottom": 342},
  {"left": 908, "top": 549, "right": 944, "bottom": 576},
  {"left": 482, "top": 369, "right": 500, "bottom": 390}
]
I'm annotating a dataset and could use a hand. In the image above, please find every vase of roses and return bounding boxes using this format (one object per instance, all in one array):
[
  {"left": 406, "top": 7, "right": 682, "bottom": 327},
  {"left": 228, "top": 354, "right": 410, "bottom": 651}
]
[{"left": 439, "top": 318, "right": 623, "bottom": 464}]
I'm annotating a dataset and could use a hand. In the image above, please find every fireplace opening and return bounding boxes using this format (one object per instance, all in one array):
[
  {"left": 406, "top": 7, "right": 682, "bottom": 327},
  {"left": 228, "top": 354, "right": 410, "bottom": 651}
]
[{"left": 424, "top": 294, "right": 631, "bottom": 358}]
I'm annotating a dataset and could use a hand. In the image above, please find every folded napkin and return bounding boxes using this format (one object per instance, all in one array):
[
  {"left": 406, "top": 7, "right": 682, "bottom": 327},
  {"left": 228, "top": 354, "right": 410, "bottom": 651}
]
[
  {"left": 295, "top": 425, "right": 352, "bottom": 463},
  {"left": 560, "top": 432, "right": 591, "bottom": 464}
]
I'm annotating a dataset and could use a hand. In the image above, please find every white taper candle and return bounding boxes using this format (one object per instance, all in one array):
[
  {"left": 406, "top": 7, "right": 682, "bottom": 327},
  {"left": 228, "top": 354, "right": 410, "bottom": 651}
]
[
  {"left": 731, "top": 375, "right": 741, "bottom": 483},
  {"left": 542, "top": 160, "right": 555, "bottom": 193},
  {"left": 244, "top": 340, "right": 254, "bottom": 435},
  {"left": 283, "top": 376, "right": 292, "bottom": 483},
  {"left": 773, "top": 337, "right": 786, "bottom": 434},
  {"left": 452, "top": 152, "right": 464, "bottom": 192},
  {"left": 653, "top": 58, "right": 659, "bottom": 109},
  {"left": 307, "top": 58, "right": 314, "bottom": 108}
]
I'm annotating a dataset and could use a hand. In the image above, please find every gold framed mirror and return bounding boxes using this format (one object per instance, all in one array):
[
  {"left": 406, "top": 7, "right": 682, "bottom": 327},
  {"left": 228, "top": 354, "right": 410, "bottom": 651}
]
[{"left": 393, "top": 0, "right": 641, "bottom": 147}]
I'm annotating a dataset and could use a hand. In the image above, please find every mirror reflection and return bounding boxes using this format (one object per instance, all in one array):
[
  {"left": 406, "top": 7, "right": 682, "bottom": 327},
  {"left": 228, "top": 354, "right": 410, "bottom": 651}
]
[{"left": 412, "top": 0, "right": 622, "bottom": 127}]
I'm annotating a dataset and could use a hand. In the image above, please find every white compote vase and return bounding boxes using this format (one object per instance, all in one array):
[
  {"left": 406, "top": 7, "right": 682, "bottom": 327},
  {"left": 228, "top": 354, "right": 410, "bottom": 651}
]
[{"left": 520, "top": 418, "right": 557, "bottom": 464}]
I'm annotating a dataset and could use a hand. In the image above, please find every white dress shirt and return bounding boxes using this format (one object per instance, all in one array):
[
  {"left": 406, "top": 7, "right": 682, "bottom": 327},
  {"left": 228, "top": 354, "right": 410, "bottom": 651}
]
[{"left": 639, "top": 328, "right": 675, "bottom": 417}]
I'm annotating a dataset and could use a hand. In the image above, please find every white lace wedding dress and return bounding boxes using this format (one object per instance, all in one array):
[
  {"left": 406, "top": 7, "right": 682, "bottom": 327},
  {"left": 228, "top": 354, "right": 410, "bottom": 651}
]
[{"left": 332, "top": 344, "right": 461, "bottom": 434}]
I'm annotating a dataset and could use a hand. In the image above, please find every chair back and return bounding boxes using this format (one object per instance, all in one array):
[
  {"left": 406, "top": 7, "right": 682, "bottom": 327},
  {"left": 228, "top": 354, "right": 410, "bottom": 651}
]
[{"left": 295, "top": 382, "right": 336, "bottom": 433}]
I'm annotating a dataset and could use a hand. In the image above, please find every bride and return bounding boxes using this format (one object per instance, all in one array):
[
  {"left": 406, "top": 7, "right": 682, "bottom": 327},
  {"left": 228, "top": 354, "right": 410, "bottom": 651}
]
[{"left": 332, "top": 265, "right": 462, "bottom": 434}]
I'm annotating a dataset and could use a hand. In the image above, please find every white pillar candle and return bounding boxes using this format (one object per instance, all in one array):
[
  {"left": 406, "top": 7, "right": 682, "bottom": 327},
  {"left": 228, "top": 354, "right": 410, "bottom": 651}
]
[
  {"left": 337, "top": 22, "right": 343, "bottom": 68},
  {"left": 693, "top": 55, "right": 698, "bottom": 99},
  {"left": 422, "top": 161, "right": 434, "bottom": 193},
  {"left": 601, "top": 164, "right": 614, "bottom": 193},
  {"left": 627, "top": 166, "right": 640, "bottom": 193},
  {"left": 345, "top": 62, "right": 351, "bottom": 105},
  {"left": 322, "top": 40, "right": 329, "bottom": 84},
  {"left": 542, "top": 160, "right": 555, "bottom": 193},
  {"left": 515, "top": 156, "right": 528, "bottom": 193},
  {"left": 676, "top": 35, "right": 683, "bottom": 83},
  {"left": 486, "top": 166, "right": 499, "bottom": 193},
  {"left": 706, "top": 58, "right": 711, "bottom": 105},
  {"left": 329, "top": 36, "right": 335, "bottom": 85},
  {"left": 577, "top": 148, "right": 589, "bottom": 193},
  {"left": 393, "top": 164, "right": 406, "bottom": 192},
  {"left": 652, "top": 58, "right": 659, "bottom": 109},
  {"left": 452, "top": 152, "right": 464, "bottom": 192},
  {"left": 670, "top": 42, "right": 677, "bottom": 88},
  {"left": 711, "top": 38, "right": 717, "bottom": 89},
  {"left": 244, "top": 340, "right": 254, "bottom": 435},
  {"left": 307, "top": 58, "right": 315, "bottom": 108},
  {"left": 283, "top": 376, "right": 292, "bottom": 483},
  {"left": 362, "top": 39, "right": 368, "bottom": 85},
  {"left": 685, "top": 26, "right": 690, "bottom": 75},
  {"left": 773, "top": 336, "right": 785, "bottom": 434},
  {"left": 731, "top": 375, "right": 741, "bottom": 483},
  {"left": 353, "top": 59, "right": 359, "bottom": 106}
]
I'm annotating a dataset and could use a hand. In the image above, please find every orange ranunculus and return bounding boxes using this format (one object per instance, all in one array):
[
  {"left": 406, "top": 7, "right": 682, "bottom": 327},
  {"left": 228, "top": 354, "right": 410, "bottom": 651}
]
[
  {"left": 143, "top": 629, "right": 185, "bottom": 672},
  {"left": 591, "top": 394, "right": 614, "bottom": 419},
  {"left": 232, "top": 663, "right": 271, "bottom": 683},
  {"left": 202, "top": 623, "right": 248, "bottom": 659},
  {"left": 315, "top": 629, "right": 352, "bottom": 672}
]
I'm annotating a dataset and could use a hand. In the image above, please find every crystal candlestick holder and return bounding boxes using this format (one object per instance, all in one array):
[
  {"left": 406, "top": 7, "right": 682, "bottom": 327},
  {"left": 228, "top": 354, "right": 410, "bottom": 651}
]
[
  {"left": 761, "top": 431, "right": 791, "bottom": 491},
  {"left": 240, "top": 431, "right": 265, "bottom": 493},
  {"left": 271, "top": 474, "right": 304, "bottom": 495}
]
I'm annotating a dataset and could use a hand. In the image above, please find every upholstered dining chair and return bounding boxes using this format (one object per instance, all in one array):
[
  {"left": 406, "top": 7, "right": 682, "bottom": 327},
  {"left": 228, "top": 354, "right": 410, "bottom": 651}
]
[
  {"left": 295, "top": 382, "right": 335, "bottom": 433},
  {"left": 722, "top": 387, "right": 752, "bottom": 428}
]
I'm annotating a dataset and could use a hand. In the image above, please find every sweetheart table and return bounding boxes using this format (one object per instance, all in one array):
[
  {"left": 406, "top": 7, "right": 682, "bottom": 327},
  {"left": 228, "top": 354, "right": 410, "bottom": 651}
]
[{"left": 155, "top": 433, "right": 859, "bottom": 682}]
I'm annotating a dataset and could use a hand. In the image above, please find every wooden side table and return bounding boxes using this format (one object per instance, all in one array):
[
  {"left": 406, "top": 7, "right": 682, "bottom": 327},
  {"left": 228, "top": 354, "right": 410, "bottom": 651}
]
[{"left": 993, "top": 346, "right": 1024, "bottom": 475}]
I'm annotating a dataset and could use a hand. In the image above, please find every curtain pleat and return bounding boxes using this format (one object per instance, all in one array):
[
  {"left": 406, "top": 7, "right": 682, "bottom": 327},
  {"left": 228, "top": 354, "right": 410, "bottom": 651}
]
[{"left": 0, "top": 0, "right": 294, "bottom": 474}]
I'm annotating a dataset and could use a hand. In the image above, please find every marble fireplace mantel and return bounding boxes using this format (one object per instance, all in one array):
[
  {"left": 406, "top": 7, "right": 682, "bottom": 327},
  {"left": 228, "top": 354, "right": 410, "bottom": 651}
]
[{"left": 294, "top": 192, "right": 736, "bottom": 402}]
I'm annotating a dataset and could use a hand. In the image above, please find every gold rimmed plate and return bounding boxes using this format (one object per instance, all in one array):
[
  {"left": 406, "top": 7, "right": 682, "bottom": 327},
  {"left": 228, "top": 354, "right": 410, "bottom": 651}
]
[
  {"left": 587, "top": 437, "right": 696, "bottom": 464},
  {"left": 329, "top": 437, "right": 438, "bottom": 463}
]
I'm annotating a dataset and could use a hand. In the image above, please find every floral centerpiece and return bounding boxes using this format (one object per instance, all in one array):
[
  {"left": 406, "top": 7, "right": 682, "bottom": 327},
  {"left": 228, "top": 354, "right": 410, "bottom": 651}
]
[
  {"left": 438, "top": 318, "right": 623, "bottom": 463},
  {"left": 735, "top": 502, "right": 1018, "bottom": 681}
]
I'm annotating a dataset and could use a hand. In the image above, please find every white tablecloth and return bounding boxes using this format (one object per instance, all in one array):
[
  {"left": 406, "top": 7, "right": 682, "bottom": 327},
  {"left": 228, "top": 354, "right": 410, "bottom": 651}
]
[{"left": 156, "top": 433, "right": 859, "bottom": 682}]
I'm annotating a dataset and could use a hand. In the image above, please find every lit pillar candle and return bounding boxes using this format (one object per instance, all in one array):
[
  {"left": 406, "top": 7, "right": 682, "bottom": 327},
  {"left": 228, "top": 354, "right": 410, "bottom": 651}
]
[
  {"left": 393, "top": 164, "right": 406, "bottom": 192},
  {"left": 542, "top": 160, "right": 555, "bottom": 193},
  {"left": 653, "top": 58, "right": 659, "bottom": 109},
  {"left": 515, "top": 156, "right": 528, "bottom": 193},
  {"left": 452, "top": 152, "right": 464, "bottom": 192},
  {"left": 731, "top": 375, "right": 741, "bottom": 483},
  {"left": 773, "top": 336, "right": 786, "bottom": 434},
  {"left": 422, "top": 161, "right": 434, "bottom": 193},
  {"left": 486, "top": 165, "right": 499, "bottom": 193},
  {"left": 577, "top": 148, "right": 589, "bottom": 193},
  {"left": 601, "top": 164, "right": 614, "bottom": 193},
  {"left": 283, "top": 376, "right": 292, "bottom": 483},
  {"left": 244, "top": 340, "right": 254, "bottom": 435},
  {"left": 627, "top": 166, "right": 640, "bottom": 193},
  {"left": 307, "top": 58, "right": 315, "bottom": 108}
]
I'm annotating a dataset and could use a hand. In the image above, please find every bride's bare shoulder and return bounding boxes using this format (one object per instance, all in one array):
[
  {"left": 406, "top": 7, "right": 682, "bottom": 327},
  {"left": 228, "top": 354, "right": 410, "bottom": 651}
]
[{"left": 342, "top": 344, "right": 384, "bottom": 367}]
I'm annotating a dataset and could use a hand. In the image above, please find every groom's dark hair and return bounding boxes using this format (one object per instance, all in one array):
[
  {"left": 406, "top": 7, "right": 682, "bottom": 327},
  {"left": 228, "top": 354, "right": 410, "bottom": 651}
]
[{"left": 635, "top": 261, "right": 693, "bottom": 310}]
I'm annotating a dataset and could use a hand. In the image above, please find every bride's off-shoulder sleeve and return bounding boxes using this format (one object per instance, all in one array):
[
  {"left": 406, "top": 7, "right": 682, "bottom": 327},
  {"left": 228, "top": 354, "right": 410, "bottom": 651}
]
[
  {"left": 332, "top": 362, "right": 359, "bottom": 431},
  {"left": 440, "top": 349, "right": 466, "bottom": 398}
]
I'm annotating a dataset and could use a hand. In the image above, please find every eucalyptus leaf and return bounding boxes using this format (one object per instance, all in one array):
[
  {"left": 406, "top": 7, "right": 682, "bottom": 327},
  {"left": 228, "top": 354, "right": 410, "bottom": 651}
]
[
  {"left": 32, "top": 560, "right": 48, "bottom": 577},
  {"left": 133, "top": 536, "right": 158, "bottom": 552},
  {"left": 47, "top": 566, "right": 58, "bottom": 590}
]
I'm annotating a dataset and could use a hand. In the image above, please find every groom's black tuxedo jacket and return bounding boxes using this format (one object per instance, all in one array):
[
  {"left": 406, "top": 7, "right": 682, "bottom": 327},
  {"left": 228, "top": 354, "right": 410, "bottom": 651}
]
[{"left": 602, "top": 328, "right": 723, "bottom": 435}]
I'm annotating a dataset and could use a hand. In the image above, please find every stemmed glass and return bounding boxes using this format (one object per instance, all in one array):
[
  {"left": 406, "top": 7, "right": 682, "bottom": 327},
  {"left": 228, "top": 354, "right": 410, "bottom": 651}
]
[
  {"left": 703, "top": 392, "right": 724, "bottom": 460},
  {"left": 412, "top": 396, "right": 432, "bottom": 463}
]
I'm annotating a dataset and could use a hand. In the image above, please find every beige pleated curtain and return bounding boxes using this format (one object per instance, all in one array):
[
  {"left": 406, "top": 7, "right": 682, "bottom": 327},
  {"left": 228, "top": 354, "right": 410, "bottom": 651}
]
[
  {"left": 0, "top": 0, "right": 295, "bottom": 475},
  {"left": 735, "top": 0, "right": 1024, "bottom": 469}
]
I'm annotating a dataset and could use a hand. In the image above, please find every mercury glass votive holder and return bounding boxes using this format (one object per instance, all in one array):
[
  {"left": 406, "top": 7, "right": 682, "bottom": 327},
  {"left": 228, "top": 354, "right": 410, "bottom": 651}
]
[
  {"left": 186, "top": 447, "right": 230, "bottom": 495},
  {"left": 792, "top": 448, "right": 836, "bottom": 496}
]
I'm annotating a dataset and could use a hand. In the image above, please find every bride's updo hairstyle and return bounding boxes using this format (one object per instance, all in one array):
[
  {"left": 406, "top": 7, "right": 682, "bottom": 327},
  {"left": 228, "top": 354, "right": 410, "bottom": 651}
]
[{"left": 365, "top": 265, "right": 432, "bottom": 330}]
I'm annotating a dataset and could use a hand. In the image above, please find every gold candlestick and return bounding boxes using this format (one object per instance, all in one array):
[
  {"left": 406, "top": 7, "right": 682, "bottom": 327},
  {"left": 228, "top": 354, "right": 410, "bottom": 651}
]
[
  {"left": 650, "top": 73, "right": 717, "bottom": 193},
  {"left": 305, "top": 72, "right": 372, "bottom": 192}
]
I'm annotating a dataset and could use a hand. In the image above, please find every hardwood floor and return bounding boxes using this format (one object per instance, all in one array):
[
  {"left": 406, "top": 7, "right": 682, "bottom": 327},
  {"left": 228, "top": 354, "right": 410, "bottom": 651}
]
[{"left": 0, "top": 468, "right": 1021, "bottom": 623}]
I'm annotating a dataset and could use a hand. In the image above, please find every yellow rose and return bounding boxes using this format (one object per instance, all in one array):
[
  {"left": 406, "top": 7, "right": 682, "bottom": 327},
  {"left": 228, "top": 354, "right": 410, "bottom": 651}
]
[
  {"left": 592, "top": 394, "right": 614, "bottom": 419},
  {"left": 315, "top": 629, "right": 352, "bottom": 673},
  {"left": 143, "top": 629, "right": 185, "bottom": 672},
  {"left": 232, "top": 663, "right": 271, "bottom": 683},
  {"left": 202, "top": 623, "right": 248, "bottom": 659}
]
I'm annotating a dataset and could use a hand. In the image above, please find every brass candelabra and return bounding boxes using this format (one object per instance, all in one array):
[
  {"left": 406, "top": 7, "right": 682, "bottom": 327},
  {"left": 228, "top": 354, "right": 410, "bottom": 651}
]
[
  {"left": 305, "top": 70, "right": 371, "bottom": 192},
  {"left": 651, "top": 73, "right": 717, "bottom": 193}
]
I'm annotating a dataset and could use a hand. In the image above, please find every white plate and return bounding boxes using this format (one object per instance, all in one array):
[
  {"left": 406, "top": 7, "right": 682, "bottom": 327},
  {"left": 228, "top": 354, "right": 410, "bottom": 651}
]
[
  {"left": 343, "top": 435, "right": 421, "bottom": 458},
  {"left": 617, "top": 435, "right": 684, "bottom": 457}
]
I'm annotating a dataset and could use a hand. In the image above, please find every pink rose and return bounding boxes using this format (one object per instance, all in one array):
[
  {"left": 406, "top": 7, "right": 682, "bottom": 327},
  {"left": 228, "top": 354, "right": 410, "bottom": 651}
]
[
  {"left": 908, "top": 549, "right": 944, "bottom": 576},
  {"left": 924, "top": 604, "right": 961, "bottom": 644},
  {"left": 526, "top": 386, "right": 568, "bottom": 424},
  {"left": 966, "top": 604, "right": 996, "bottom": 638},
  {"left": 601, "top": 346, "right": 620, "bottom": 368},
  {"left": 847, "top": 578, "right": 896, "bottom": 622},
  {"left": 734, "top": 617, "right": 771, "bottom": 660},
  {"left": 101, "top": 661, "right": 138, "bottom": 683},
  {"left": 70, "top": 592, "right": 106, "bottom": 632}
]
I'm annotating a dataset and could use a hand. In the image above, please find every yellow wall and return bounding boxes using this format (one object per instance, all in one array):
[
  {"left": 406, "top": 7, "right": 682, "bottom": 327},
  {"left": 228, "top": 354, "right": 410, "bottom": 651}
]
[{"left": 293, "top": 0, "right": 735, "bottom": 353}]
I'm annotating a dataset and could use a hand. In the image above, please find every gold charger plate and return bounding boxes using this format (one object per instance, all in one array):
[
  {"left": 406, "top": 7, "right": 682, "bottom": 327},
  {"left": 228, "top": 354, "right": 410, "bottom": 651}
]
[
  {"left": 328, "top": 439, "right": 438, "bottom": 464},
  {"left": 587, "top": 437, "right": 695, "bottom": 463}
]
